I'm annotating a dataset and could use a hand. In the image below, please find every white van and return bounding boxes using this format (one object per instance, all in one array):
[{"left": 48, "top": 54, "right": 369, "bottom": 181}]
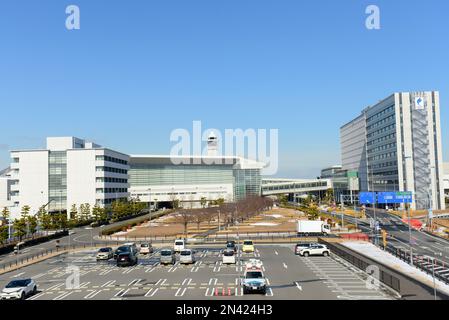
[
  {"left": 222, "top": 249, "right": 236, "bottom": 264},
  {"left": 174, "top": 239, "right": 185, "bottom": 252}
]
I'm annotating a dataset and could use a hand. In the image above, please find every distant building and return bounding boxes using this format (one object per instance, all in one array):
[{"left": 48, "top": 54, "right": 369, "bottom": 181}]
[
  {"left": 0, "top": 168, "right": 13, "bottom": 211},
  {"left": 8, "top": 137, "right": 129, "bottom": 219},
  {"left": 444, "top": 163, "right": 449, "bottom": 203},
  {"left": 340, "top": 91, "right": 445, "bottom": 210},
  {"left": 128, "top": 133, "right": 265, "bottom": 208},
  {"left": 320, "top": 165, "right": 359, "bottom": 203}
]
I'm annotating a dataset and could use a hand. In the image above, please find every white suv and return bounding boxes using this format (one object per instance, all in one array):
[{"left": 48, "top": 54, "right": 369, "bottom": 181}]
[
  {"left": 1, "top": 279, "right": 37, "bottom": 300},
  {"left": 299, "top": 244, "right": 330, "bottom": 257}
]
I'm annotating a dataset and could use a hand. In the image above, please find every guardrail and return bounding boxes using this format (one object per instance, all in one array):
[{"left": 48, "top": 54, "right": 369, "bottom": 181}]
[
  {"left": 384, "top": 243, "right": 449, "bottom": 285},
  {"left": 0, "top": 243, "right": 108, "bottom": 272},
  {"left": 319, "top": 239, "right": 401, "bottom": 294}
]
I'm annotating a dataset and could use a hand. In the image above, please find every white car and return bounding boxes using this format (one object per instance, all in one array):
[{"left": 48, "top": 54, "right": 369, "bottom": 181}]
[
  {"left": 222, "top": 249, "right": 236, "bottom": 264},
  {"left": 174, "top": 239, "right": 185, "bottom": 252},
  {"left": 139, "top": 243, "right": 153, "bottom": 255},
  {"left": 299, "top": 244, "right": 330, "bottom": 257},
  {"left": 179, "top": 249, "right": 195, "bottom": 264},
  {"left": 1, "top": 279, "right": 37, "bottom": 300}
]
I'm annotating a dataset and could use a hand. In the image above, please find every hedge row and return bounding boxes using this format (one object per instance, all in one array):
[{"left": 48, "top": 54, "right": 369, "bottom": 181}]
[{"left": 100, "top": 210, "right": 172, "bottom": 236}]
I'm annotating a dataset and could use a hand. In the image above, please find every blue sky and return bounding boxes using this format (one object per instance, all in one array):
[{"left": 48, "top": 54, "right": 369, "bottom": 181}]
[{"left": 0, "top": 0, "right": 448, "bottom": 178}]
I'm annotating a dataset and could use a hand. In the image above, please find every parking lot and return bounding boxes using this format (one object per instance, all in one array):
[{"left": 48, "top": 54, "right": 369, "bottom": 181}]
[{"left": 0, "top": 244, "right": 396, "bottom": 300}]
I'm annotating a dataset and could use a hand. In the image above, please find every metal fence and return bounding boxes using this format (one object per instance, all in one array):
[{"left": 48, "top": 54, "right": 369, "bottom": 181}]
[
  {"left": 384, "top": 243, "right": 449, "bottom": 285},
  {"left": 319, "top": 239, "right": 401, "bottom": 293}
]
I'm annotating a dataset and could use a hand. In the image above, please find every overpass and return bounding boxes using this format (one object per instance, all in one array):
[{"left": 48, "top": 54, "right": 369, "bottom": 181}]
[{"left": 261, "top": 178, "right": 332, "bottom": 196}]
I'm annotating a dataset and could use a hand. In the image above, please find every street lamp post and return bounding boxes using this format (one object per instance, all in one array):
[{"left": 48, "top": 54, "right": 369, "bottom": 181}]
[{"left": 404, "top": 155, "right": 413, "bottom": 265}]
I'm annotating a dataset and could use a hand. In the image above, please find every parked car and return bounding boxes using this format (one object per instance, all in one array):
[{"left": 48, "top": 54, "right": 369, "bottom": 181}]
[
  {"left": 113, "top": 245, "right": 137, "bottom": 260},
  {"left": 116, "top": 251, "right": 138, "bottom": 267},
  {"left": 226, "top": 240, "right": 237, "bottom": 252},
  {"left": 222, "top": 249, "right": 236, "bottom": 264},
  {"left": 124, "top": 242, "right": 138, "bottom": 253},
  {"left": 96, "top": 247, "right": 114, "bottom": 261},
  {"left": 294, "top": 243, "right": 315, "bottom": 255},
  {"left": 174, "top": 239, "right": 185, "bottom": 252},
  {"left": 299, "top": 244, "right": 330, "bottom": 257},
  {"left": 160, "top": 249, "right": 176, "bottom": 265},
  {"left": 242, "top": 240, "right": 255, "bottom": 253},
  {"left": 179, "top": 249, "right": 195, "bottom": 264},
  {"left": 0, "top": 279, "right": 37, "bottom": 300},
  {"left": 139, "top": 243, "right": 154, "bottom": 255}
]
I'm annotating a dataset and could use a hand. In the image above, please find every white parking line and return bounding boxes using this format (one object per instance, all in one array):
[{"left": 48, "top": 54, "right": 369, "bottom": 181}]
[
  {"left": 27, "top": 292, "right": 47, "bottom": 300},
  {"left": 283, "top": 263, "right": 288, "bottom": 269},
  {"left": 114, "top": 288, "right": 129, "bottom": 298},
  {"left": 128, "top": 279, "right": 142, "bottom": 286},
  {"left": 145, "top": 288, "right": 158, "bottom": 297},
  {"left": 175, "top": 287, "right": 187, "bottom": 297},
  {"left": 84, "top": 290, "right": 102, "bottom": 299},
  {"left": 46, "top": 283, "right": 65, "bottom": 291},
  {"left": 265, "top": 288, "right": 273, "bottom": 296},
  {"left": 53, "top": 291, "right": 73, "bottom": 300},
  {"left": 101, "top": 280, "right": 116, "bottom": 287}
]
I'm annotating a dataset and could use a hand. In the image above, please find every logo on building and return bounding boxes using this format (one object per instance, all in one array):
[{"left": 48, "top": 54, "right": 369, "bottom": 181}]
[{"left": 414, "top": 96, "right": 426, "bottom": 110}]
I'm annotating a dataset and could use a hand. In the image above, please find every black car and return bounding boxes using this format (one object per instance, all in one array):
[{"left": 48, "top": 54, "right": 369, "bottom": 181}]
[
  {"left": 113, "top": 245, "right": 134, "bottom": 260},
  {"left": 226, "top": 241, "right": 237, "bottom": 252},
  {"left": 116, "top": 251, "right": 138, "bottom": 267}
]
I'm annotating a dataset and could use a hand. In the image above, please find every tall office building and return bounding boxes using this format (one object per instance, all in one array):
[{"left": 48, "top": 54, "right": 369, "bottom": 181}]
[
  {"left": 8, "top": 137, "right": 129, "bottom": 219},
  {"left": 340, "top": 91, "right": 445, "bottom": 210}
]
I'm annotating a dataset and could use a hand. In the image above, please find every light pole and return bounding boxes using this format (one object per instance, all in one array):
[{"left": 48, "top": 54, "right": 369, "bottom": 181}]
[
  {"left": 428, "top": 166, "right": 435, "bottom": 232},
  {"left": 369, "top": 163, "right": 378, "bottom": 246},
  {"left": 404, "top": 155, "right": 413, "bottom": 265}
]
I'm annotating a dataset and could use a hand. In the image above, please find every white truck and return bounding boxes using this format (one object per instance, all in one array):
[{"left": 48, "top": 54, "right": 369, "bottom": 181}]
[{"left": 296, "top": 220, "right": 331, "bottom": 236}]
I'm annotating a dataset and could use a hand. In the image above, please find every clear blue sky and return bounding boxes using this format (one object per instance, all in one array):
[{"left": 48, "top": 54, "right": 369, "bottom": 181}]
[{"left": 0, "top": 0, "right": 448, "bottom": 178}]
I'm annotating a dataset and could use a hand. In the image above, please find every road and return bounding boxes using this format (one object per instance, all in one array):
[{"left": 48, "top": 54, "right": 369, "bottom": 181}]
[
  {"left": 334, "top": 208, "right": 449, "bottom": 265},
  {"left": 0, "top": 245, "right": 395, "bottom": 300}
]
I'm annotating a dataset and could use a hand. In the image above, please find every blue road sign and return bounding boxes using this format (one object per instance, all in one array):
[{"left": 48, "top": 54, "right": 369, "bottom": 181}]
[
  {"left": 359, "top": 192, "right": 376, "bottom": 204},
  {"left": 377, "top": 192, "right": 396, "bottom": 204},
  {"left": 377, "top": 191, "right": 413, "bottom": 204}
]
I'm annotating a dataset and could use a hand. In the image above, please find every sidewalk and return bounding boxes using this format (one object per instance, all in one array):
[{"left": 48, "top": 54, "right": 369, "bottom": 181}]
[{"left": 341, "top": 240, "right": 449, "bottom": 297}]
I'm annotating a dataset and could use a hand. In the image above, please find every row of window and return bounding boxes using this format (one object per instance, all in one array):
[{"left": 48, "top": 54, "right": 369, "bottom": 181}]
[
  {"left": 370, "top": 161, "right": 398, "bottom": 170},
  {"left": 96, "top": 155, "right": 128, "bottom": 165},
  {"left": 366, "top": 114, "right": 395, "bottom": 131},
  {"left": 96, "top": 166, "right": 128, "bottom": 174},
  {"left": 367, "top": 142, "right": 397, "bottom": 155},
  {"left": 96, "top": 188, "right": 128, "bottom": 194},
  {"left": 366, "top": 105, "right": 395, "bottom": 123},
  {"left": 96, "top": 177, "right": 128, "bottom": 184},
  {"left": 367, "top": 124, "right": 396, "bottom": 139},
  {"left": 368, "top": 151, "right": 397, "bottom": 162},
  {"left": 367, "top": 133, "right": 396, "bottom": 146}
]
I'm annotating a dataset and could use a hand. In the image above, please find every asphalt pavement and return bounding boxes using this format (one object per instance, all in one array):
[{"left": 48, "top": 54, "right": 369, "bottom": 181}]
[{"left": 0, "top": 245, "right": 395, "bottom": 300}]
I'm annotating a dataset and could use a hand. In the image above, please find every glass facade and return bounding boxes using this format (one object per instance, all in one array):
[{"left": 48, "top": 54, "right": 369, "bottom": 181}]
[
  {"left": 48, "top": 151, "right": 67, "bottom": 212},
  {"left": 234, "top": 169, "right": 261, "bottom": 201},
  {"left": 129, "top": 164, "right": 234, "bottom": 186},
  {"left": 128, "top": 163, "right": 262, "bottom": 201}
]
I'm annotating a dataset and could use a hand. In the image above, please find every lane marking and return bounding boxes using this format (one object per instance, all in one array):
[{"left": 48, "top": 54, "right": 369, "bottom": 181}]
[
  {"left": 283, "top": 263, "right": 288, "bottom": 269},
  {"left": 295, "top": 282, "right": 303, "bottom": 291},
  {"left": 53, "top": 291, "right": 72, "bottom": 300}
]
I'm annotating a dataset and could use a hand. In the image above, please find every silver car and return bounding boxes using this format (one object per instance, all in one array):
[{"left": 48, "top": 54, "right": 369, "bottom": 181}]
[
  {"left": 160, "top": 249, "right": 176, "bottom": 265},
  {"left": 96, "top": 247, "right": 113, "bottom": 261},
  {"left": 179, "top": 249, "right": 196, "bottom": 264}
]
